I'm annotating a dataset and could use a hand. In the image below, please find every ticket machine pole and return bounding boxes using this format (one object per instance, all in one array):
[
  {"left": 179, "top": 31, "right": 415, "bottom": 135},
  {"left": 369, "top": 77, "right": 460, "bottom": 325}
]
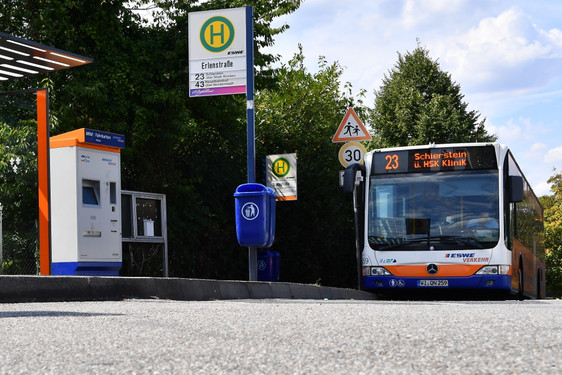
[{"left": 245, "top": 6, "right": 258, "bottom": 281}]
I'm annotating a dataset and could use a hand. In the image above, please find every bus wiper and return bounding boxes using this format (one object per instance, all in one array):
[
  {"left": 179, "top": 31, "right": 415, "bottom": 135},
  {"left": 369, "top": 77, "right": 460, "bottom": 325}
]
[
  {"left": 378, "top": 235, "right": 483, "bottom": 250},
  {"left": 378, "top": 237, "right": 432, "bottom": 250},
  {"left": 440, "top": 235, "right": 484, "bottom": 249}
]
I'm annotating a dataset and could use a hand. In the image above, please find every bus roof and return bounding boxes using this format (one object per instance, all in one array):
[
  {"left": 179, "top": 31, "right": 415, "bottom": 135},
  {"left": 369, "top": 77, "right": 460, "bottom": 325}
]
[{"left": 370, "top": 142, "right": 503, "bottom": 153}]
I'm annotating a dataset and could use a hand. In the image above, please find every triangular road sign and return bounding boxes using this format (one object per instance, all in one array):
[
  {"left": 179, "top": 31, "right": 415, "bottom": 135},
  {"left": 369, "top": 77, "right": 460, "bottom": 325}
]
[{"left": 332, "top": 108, "right": 371, "bottom": 142}]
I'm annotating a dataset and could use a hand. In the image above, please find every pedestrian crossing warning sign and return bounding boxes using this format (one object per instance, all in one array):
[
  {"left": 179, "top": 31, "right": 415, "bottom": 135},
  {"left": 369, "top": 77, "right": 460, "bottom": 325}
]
[{"left": 332, "top": 107, "right": 371, "bottom": 143}]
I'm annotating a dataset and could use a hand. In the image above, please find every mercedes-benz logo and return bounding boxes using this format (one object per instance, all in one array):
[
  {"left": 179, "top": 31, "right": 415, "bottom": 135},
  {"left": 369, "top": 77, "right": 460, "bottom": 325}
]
[{"left": 426, "top": 264, "right": 439, "bottom": 275}]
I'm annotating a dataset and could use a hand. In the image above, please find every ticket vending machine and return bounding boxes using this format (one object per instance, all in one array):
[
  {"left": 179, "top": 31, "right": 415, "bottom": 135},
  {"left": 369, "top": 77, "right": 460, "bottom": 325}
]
[{"left": 50, "top": 128, "right": 125, "bottom": 275}]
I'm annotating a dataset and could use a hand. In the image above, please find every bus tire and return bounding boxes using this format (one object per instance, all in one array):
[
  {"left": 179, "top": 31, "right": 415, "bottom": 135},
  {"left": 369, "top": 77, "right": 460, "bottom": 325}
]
[
  {"left": 536, "top": 268, "right": 542, "bottom": 299},
  {"left": 518, "top": 263, "right": 524, "bottom": 300}
]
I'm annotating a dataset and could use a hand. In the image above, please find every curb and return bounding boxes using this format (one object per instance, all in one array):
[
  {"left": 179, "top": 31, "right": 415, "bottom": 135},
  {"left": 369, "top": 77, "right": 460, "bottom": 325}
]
[{"left": 0, "top": 275, "right": 376, "bottom": 303}]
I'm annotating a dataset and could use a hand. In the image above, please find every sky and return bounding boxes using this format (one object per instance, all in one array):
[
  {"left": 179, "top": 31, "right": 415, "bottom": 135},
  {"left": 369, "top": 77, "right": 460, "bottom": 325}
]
[{"left": 263, "top": 0, "right": 562, "bottom": 197}]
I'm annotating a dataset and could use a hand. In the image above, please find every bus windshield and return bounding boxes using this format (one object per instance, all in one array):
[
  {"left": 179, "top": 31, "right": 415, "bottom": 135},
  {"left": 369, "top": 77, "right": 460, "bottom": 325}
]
[{"left": 368, "top": 170, "right": 499, "bottom": 251}]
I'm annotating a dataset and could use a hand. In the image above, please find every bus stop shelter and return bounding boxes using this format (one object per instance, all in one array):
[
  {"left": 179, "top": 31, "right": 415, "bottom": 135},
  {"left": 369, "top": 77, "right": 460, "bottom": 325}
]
[{"left": 0, "top": 32, "right": 92, "bottom": 275}]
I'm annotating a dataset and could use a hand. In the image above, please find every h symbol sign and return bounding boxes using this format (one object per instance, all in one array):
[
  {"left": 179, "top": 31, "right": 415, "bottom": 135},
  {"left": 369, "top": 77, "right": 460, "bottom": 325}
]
[{"left": 209, "top": 23, "right": 225, "bottom": 45}]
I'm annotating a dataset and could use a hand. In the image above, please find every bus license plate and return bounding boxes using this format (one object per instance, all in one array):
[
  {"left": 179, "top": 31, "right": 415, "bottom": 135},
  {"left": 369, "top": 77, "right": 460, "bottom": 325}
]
[{"left": 419, "top": 279, "right": 448, "bottom": 287}]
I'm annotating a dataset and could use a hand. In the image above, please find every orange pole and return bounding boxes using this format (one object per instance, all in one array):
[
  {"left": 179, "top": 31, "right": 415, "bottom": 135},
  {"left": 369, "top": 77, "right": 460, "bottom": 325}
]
[{"left": 37, "top": 89, "right": 50, "bottom": 275}]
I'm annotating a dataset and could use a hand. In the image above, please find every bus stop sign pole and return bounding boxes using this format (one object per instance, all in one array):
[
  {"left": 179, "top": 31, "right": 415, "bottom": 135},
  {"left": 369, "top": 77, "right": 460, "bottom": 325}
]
[
  {"left": 245, "top": 6, "right": 258, "bottom": 281},
  {"left": 188, "top": 7, "right": 257, "bottom": 281}
]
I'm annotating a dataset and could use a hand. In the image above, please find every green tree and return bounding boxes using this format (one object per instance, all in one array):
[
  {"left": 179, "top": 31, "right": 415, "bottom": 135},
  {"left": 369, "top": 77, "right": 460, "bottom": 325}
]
[
  {"left": 541, "top": 170, "right": 562, "bottom": 296},
  {"left": 368, "top": 44, "right": 496, "bottom": 148},
  {"left": 0, "top": 111, "right": 38, "bottom": 274},
  {"left": 256, "top": 46, "right": 367, "bottom": 286},
  {"left": 0, "top": 0, "right": 305, "bottom": 279}
]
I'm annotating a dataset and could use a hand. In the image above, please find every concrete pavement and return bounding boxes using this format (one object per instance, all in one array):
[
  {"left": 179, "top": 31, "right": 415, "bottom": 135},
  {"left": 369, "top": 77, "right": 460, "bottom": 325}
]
[{"left": 0, "top": 275, "right": 376, "bottom": 303}]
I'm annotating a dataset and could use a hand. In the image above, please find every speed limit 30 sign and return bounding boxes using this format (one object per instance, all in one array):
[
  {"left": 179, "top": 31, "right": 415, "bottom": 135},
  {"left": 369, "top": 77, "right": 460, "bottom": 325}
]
[{"left": 338, "top": 141, "right": 366, "bottom": 167}]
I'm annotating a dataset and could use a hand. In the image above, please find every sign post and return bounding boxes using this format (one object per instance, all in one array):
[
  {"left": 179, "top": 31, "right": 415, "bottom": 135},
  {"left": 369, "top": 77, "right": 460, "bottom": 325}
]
[
  {"left": 189, "top": 7, "right": 258, "bottom": 280},
  {"left": 245, "top": 7, "right": 257, "bottom": 281},
  {"left": 333, "top": 108, "right": 369, "bottom": 290}
]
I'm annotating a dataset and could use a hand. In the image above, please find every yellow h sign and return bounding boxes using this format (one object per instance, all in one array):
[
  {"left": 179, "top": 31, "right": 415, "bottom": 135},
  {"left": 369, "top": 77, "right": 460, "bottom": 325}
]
[
  {"left": 200, "top": 16, "right": 235, "bottom": 52},
  {"left": 272, "top": 158, "right": 290, "bottom": 177}
]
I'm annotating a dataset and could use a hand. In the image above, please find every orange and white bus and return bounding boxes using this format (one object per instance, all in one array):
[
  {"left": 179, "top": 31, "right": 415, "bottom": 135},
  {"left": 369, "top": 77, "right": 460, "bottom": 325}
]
[{"left": 343, "top": 143, "right": 545, "bottom": 298}]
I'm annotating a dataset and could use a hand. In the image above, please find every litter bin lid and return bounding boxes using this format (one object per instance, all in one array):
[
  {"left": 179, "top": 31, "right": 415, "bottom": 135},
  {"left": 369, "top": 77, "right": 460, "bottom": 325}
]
[{"left": 234, "top": 183, "right": 276, "bottom": 197}]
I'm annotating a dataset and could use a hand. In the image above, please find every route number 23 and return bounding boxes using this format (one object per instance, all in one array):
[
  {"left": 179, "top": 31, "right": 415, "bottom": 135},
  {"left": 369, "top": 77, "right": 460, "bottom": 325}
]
[{"left": 385, "top": 154, "right": 399, "bottom": 170}]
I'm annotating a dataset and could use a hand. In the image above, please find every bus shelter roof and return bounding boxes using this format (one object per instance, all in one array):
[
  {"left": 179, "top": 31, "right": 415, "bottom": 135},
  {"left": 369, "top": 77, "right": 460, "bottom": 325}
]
[{"left": 0, "top": 32, "right": 92, "bottom": 81}]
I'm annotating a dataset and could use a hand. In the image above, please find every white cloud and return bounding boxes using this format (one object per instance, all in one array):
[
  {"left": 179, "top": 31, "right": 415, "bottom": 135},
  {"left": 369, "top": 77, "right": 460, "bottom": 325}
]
[
  {"left": 534, "top": 181, "right": 552, "bottom": 197},
  {"left": 544, "top": 145, "right": 562, "bottom": 163},
  {"left": 488, "top": 123, "right": 520, "bottom": 144},
  {"left": 439, "top": 7, "right": 562, "bottom": 93},
  {"left": 531, "top": 143, "right": 547, "bottom": 152},
  {"left": 520, "top": 143, "right": 548, "bottom": 163},
  {"left": 491, "top": 116, "right": 547, "bottom": 144},
  {"left": 401, "top": 0, "right": 472, "bottom": 29}
]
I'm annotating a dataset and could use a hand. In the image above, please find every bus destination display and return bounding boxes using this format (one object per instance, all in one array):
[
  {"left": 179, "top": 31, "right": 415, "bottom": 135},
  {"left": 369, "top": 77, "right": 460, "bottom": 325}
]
[{"left": 372, "top": 146, "right": 497, "bottom": 174}]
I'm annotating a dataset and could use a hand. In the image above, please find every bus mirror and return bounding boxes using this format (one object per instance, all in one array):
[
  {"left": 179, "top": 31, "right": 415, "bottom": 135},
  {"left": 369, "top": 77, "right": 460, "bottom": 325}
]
[
  {"left": 509, "top": 176, "right": 524, "bottom": 203},
  {"left": 343, "top": 163, "right": 365, "bottom": 193}
]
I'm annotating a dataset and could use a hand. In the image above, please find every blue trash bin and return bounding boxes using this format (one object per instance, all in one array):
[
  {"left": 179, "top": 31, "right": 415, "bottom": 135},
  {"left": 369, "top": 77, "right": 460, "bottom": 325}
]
[
  {"left": 257, "top": 250, "right": 280, "bottom": 281},
  {"left": 234, "top": 183, "right": 276, "bottom": 247}
]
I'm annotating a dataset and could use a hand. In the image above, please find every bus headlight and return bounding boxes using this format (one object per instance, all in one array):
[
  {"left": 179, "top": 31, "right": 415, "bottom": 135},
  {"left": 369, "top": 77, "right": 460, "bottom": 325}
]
[
  {"left": 363, "top": 266, "right": 392, "bottom": 276},
  {"left": 476, "top": 265, "right": 510, "bottom": 275}
]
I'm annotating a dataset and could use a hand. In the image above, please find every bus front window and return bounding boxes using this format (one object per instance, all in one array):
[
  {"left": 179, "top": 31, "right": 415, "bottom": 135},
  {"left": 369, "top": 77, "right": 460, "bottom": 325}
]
[{"left": 368, "top": 170, "right": 499, "bottom": 250}]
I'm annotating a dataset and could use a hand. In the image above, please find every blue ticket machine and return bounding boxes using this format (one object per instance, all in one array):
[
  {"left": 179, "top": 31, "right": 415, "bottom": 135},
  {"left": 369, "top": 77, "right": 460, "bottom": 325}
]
[{"left": 50, "top": 128, "right": 125, "bottom": 276}]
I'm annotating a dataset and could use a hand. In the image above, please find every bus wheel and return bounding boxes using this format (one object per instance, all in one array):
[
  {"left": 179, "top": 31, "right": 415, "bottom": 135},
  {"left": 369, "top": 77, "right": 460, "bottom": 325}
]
[
  {"left": 536, "top": 269, "right": 542, "bottom": 299},
  {"left": 518, "top": 265, "right": 524, "bottom": 300}
]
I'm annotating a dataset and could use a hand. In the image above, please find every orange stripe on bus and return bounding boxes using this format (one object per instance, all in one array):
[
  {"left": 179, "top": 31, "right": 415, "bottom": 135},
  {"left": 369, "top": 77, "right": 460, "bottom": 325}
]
[{"left": 385, "top": 264, "right": 484, "bottom": 277}]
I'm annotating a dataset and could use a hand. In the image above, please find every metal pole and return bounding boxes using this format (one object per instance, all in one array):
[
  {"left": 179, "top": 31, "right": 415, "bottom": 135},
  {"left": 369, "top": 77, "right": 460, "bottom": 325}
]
[
  {"left": 246, "top": 7, "right": 256, "bottom": 183},
  {"left": 245, "top": 6, "right": 258, "bottom": 281},
  {"left": 246, "top": 6, "right": 255, "bottom": 184},
  {"left": 162, "top": 195, "right": 169, "bottom": 278},
  {"left": 353, "top": 186, "right": 362, "bottom": 290},
  {"left": 0, "top": 204, "right": 3, "bottom": 275}
]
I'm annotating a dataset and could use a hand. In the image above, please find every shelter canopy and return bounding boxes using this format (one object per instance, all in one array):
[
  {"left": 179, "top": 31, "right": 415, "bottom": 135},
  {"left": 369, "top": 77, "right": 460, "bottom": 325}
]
[{"left": 0, "top": 32, "right": 92, "bottom": 81}]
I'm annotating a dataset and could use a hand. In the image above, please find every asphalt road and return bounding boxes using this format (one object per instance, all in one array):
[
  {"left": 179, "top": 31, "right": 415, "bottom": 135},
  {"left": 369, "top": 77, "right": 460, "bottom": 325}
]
[{"left": 1, "top": 299, "right": 561, "bottom": 374}]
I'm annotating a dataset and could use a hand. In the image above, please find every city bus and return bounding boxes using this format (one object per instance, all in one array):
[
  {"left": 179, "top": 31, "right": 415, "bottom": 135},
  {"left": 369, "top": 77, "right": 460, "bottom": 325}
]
[{"left": 343, "top": 143, "right": 545, "bottom": 298}]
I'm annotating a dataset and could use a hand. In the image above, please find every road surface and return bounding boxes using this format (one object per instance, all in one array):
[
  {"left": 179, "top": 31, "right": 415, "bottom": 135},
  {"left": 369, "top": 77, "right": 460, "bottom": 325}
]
[{"left": 1, "top": 299, "right": 560, "bottom": 374}]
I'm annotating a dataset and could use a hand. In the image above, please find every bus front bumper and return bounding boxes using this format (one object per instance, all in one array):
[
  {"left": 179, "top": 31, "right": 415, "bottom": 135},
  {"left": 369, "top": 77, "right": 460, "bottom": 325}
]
[{"left": 363, "top": 274, "right": 512, "bottom": 290}]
